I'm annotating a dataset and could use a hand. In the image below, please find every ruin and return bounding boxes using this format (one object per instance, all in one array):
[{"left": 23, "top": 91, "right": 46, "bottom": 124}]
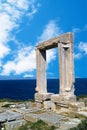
[
  {"left": 35, "top": 32, "right": 79, "bottom": 111},
  {"left": 0, "top": 32, "right": 86, "bottom": 130}
]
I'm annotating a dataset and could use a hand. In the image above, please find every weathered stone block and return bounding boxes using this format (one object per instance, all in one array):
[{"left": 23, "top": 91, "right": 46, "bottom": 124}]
[
  {"left": 24, "top": 114, "right": 38, "bottom": 122},
  {"left": 51, "top": 94, "right": 76, "bottom": 104},
  {"left": 51, "top": 94, "right": 77, "bottom": 111},
  {"left": 35, "top": 93, "right": 53, "bottom": 102},
  {"left": 5, "top": 119, "right": 26, "bottom": 130},
  {"left": 43, "top": 101, "right": 53, "bottom": 109},
  {"left": 36, "top": 102, "right": 43, "bottom": 108},
  {"left": 51, "top": 103, "right": 56, "bottom": 111},
  {"left": 69, "top": 102, "right": 85, "bottom": 112}
]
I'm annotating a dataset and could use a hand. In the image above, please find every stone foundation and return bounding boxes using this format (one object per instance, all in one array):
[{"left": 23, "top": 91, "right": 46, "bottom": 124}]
[
  {"left": 35, "top": 93, "right": 53, "bottom": 109},
  {"left": 35, "top": 93, "right": 53, "bottom": 102},
  {"left": 51, "top": 94, "right": 76, "bottom": 104},
  {"left": 68, "top": 102, "right": 85, "bottom": 112},
  {"left": 51, "top": 94, "right": 77, "bottom": 112}
]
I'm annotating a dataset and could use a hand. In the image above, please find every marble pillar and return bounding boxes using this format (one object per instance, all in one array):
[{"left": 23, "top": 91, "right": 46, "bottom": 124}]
[
  {"left": 58, "top": 42, "right": 75, "bottom": 96},
  {"left": 35, "top": 49, "right": 47, "bottom": 93}
]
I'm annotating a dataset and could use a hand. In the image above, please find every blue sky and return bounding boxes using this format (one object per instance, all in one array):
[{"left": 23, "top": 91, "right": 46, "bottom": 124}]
[{"left": 0, "top": 0, "right": 87, "bottom": 79}]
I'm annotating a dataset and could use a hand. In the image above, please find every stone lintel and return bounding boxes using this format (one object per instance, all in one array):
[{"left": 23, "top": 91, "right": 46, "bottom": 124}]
[
  {"left": 35, "top": 93, "right": 53, "bottom": 102},
  {"left": 36, "top": 32, "right": 74, "bottom": 50}
]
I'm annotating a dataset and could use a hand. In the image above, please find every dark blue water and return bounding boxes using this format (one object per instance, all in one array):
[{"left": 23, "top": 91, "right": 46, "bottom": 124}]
[{"left": 0, "top": 79, "right": 87, "bottom": 100}]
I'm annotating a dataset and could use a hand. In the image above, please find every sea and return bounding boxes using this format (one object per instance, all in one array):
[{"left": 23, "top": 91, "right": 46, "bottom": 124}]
[{"left": 0, "top": 78, "right": 87, "bottom": 100}]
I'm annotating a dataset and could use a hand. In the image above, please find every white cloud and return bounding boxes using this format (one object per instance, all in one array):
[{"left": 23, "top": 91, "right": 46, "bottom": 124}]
[
  {"left": 0, "top": 0, "right": 40, "bottom": 76},
  {"left": 0, "top": 13, "right": 16, "bottom": 43},
  {"left": 79, "top": 42, "right": 87, "bottom": 54},
  {"left": 1, "top": 1, "right": 63, "bottom": 77},
  {"left": 72, "top": 28, "right": 81, "bottom": 33},
  {"left": 72, "top": 24, "right": 87, "bottom": 33},
  {"left": 0, "top": 1, "right": 28, "bottom": 44},
  {"left": 28, "top": 7, "right": 37, "bottom": 17},
  {"left": 1, "top": 46, "right": 36, "bottom": 75},
  {"left": 1, "top": 45, "right": 57, "bottom": 75},
  {"left": 0, "top": 60, "right": 2, "bottom": 67},
  {"left": 0, "top": 0, "right": 39, "bottom": 59},
  {"left": 74, "top": 53, "right": 82, "bottom": 59},
  {"left": 27, "top": 2, "right": 40, "bottom": 17},
  {"left": 7, "top": 0, "right": 29, "bottom": 10},
  {"left": 0, "top": 43, "right": 10, "bottom": 58},
  {"left": 0, "top": 12, "right": 15, "bottom": 58},
  {"left": 74, "top": 41, "right": 87, "bottom": 60},
  {"left": 47, "top": 49, "right": 56, "bottom": 63},
  {"left": 23, "top": 74, "right": 34, "bottom": 78},
  {"left": 38, "top": 20, "right": 63, "bottom": 42},
  {"left": 1, "top": 20, "right": 62, "bottom": 76}
]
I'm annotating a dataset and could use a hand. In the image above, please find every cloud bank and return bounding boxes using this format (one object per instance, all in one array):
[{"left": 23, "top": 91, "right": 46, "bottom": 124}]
[
  {"left": 1, "top": 19, "right": 63, "bottom": 76},
  {"left": 74, "top": 42, "right": 87, "bottom": 59},
  {"left": 0, "top": 0, "right": 39, "bottom": 58},
  {"left": 0, "top": 0, "right": 40, "bottom": 76}
]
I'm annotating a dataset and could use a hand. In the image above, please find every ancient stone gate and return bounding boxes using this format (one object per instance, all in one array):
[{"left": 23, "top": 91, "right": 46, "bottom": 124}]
[{"left": 35, "top": 32, "right": 76, "bottom": 110}]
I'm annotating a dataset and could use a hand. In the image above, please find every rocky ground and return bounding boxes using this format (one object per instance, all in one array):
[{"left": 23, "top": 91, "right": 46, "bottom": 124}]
[{"left": 0, "top": 98, "right": 87, "bottom": 130}]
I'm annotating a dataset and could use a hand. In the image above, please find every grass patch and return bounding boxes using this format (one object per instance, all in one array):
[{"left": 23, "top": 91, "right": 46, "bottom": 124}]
[
  {"left": 18, "top": 120, "right": 56, "bottom": 130},
  {"left": 0, "top": 98, "right": 35, "bottom": 103},
  {"left": 61, "top": 112, "right": 86, "bottom": 119},
  {"left": 18, "top": 122, "right": 29, "bottom": 130},
  {"left": 77, "top": 95, "right": 87, "bottom": 100},
  {"left": 77, "top": 95, "right": 87, "bottom": 106},
  {"left": 69, "top": 119, "right": 87, "bottom": 130},
  {"left": 0, "top": 98, "right": 21, "bottom": 102},
  {"left": 2, "top": 103, "right": 12, "bottom": 108},
  {"left": 30, "top": 120, "right": 55, "bottom": 130}
]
